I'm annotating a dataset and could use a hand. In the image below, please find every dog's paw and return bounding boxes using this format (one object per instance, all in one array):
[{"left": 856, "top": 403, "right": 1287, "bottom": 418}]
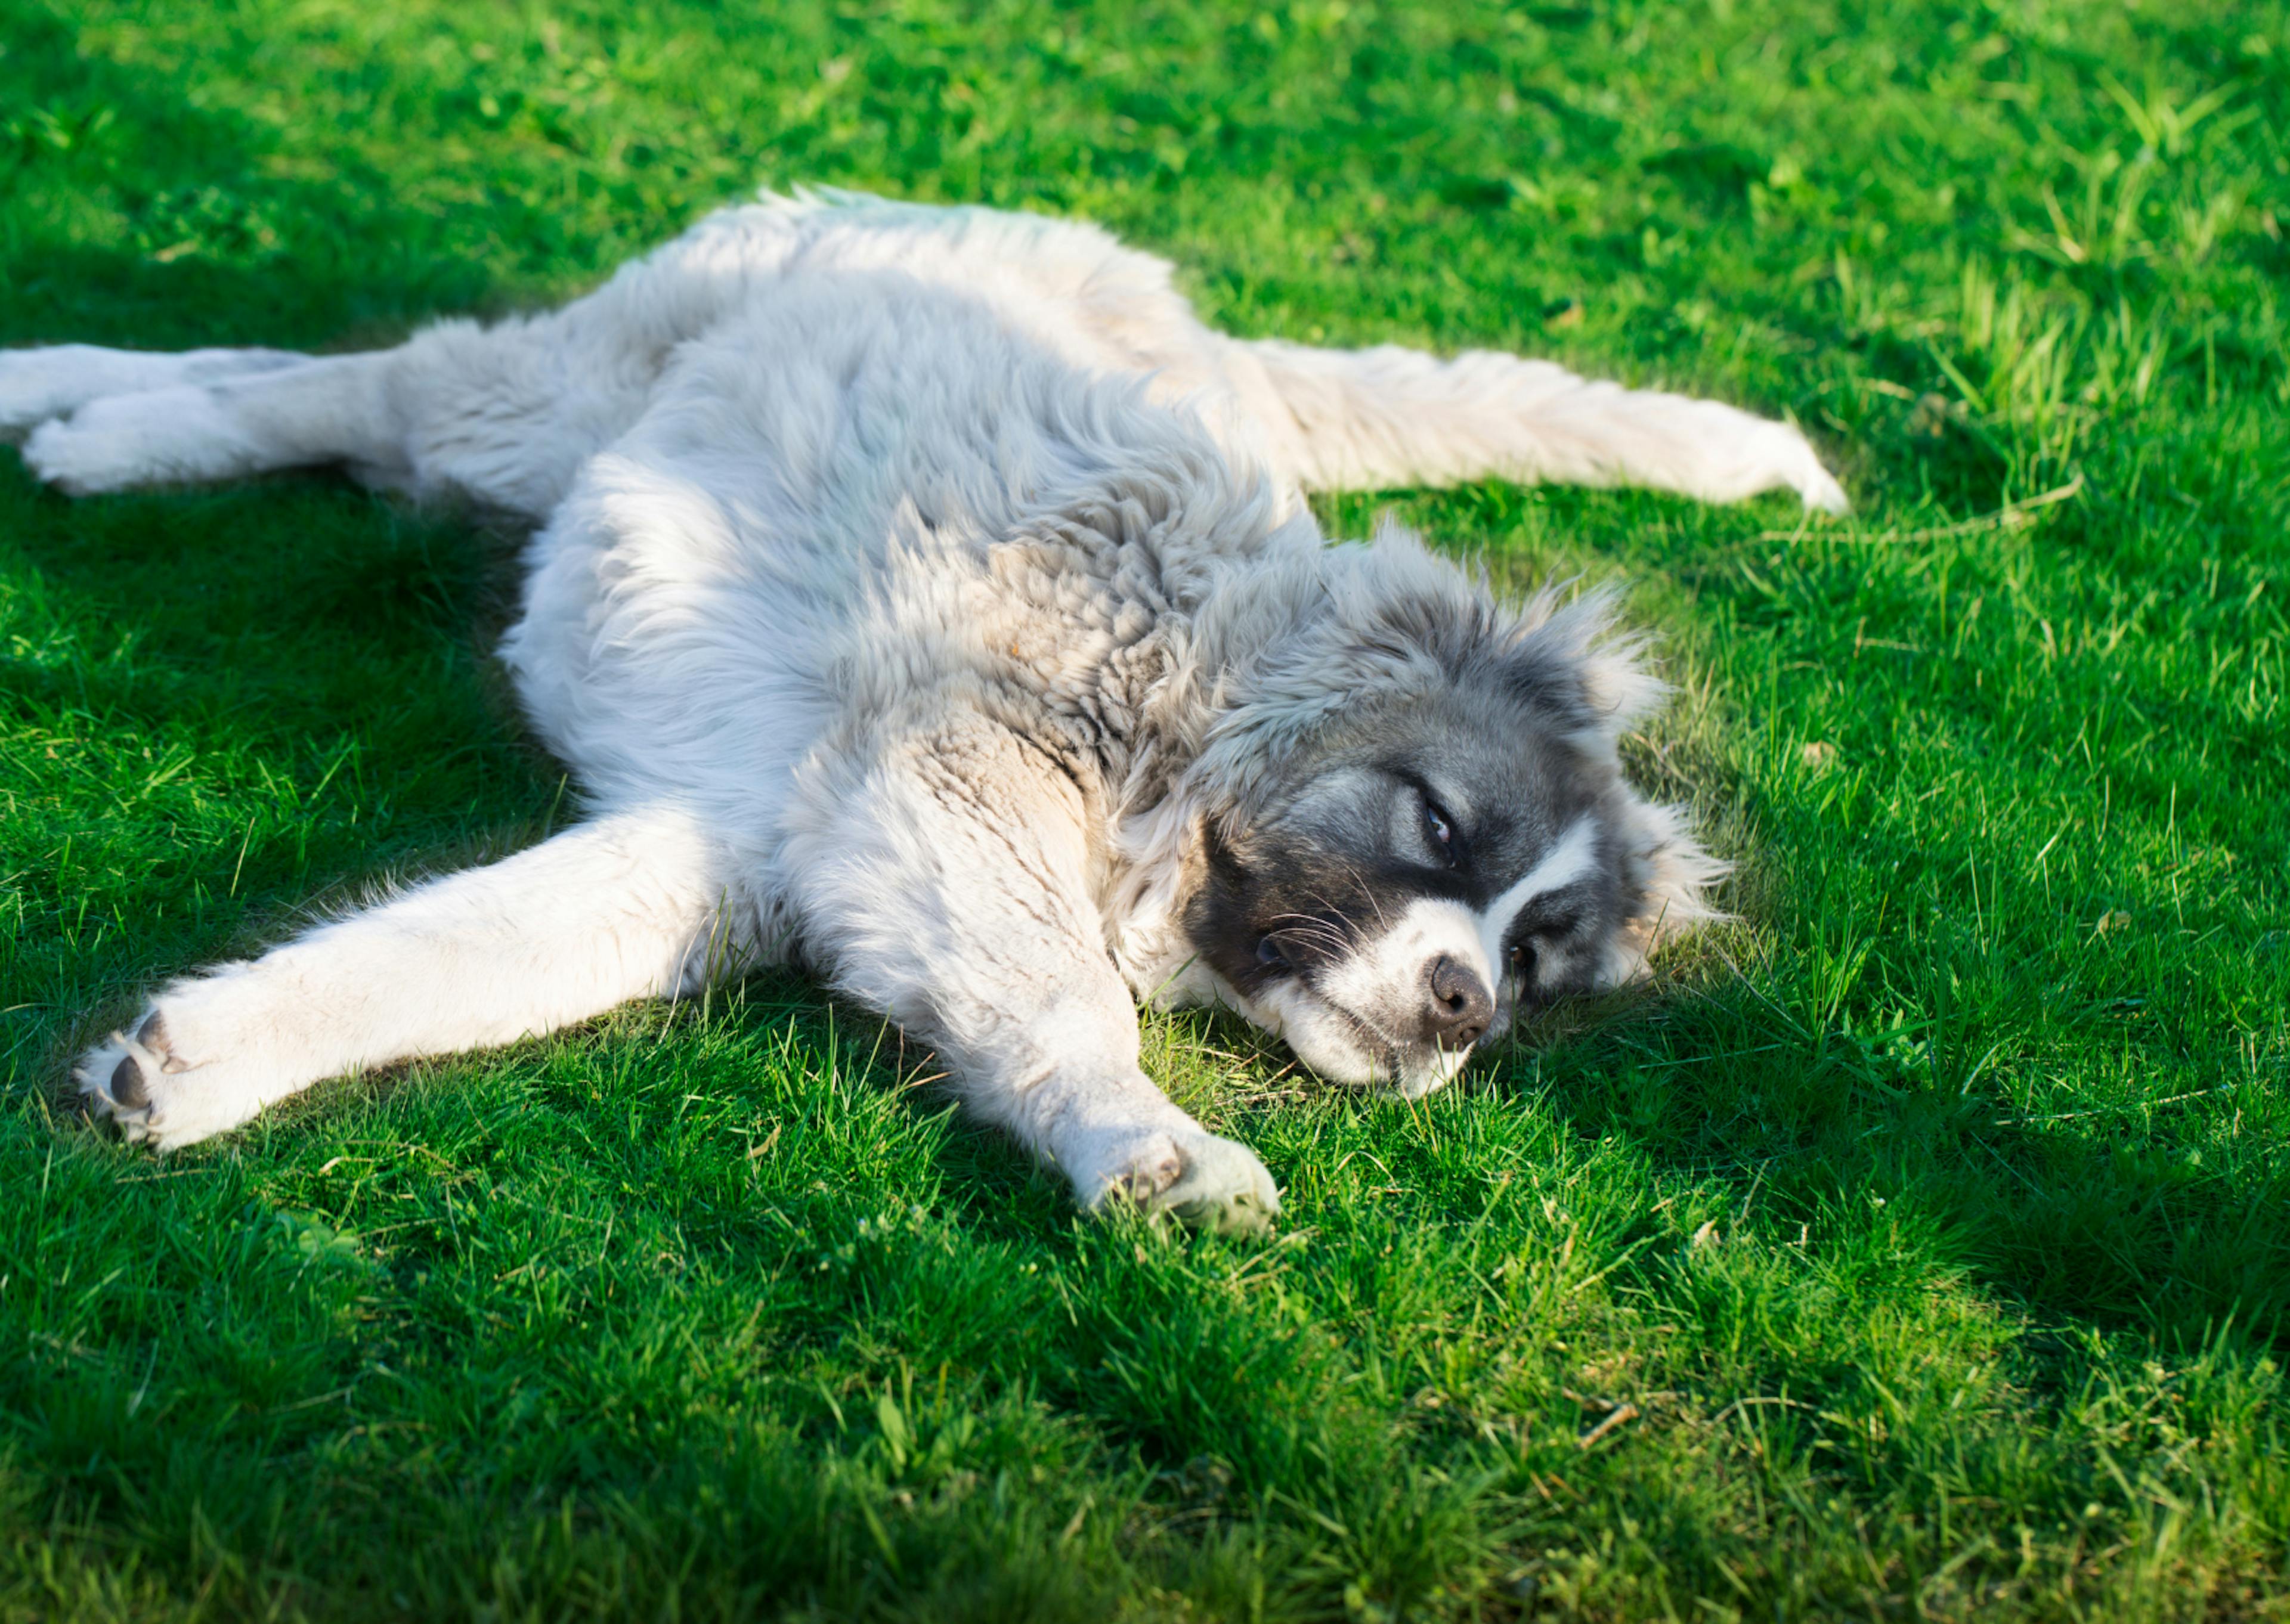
[
  {"left": 1156, "top": 1131, "right": 1282, "bottom": 1235},
  {"left": 2, "top": 345, "right": 302, "bottom": 441},
  {"left": 0, "top": 346, "right": 148, "bottom": 437},
  {"left": 1791, "top": 452, "right": 1850, "bottom": 516},
  {"left": 1082, "top": 1126, "right": 1282, "bottom": 1236},
  {"left": 1740, "top": 417, "right": 1849, "bottom": 515},
  {"left": 1, "top": 351, "right": 82, "bottom": 436},
  {"left": 75, "top": 1005, "right": 267, "bottom": 1151},
  {"left": 1656, "top": 399, "right": 1849, "bottom": 515},
  {"left": 22, "top": 388, "right": 258, "bottom": 495}
]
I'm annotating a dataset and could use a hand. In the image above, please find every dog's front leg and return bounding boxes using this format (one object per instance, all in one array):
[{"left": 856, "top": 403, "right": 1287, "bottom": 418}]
[
  {"left": 73, "top": 807, "right": 738, "bottom": 1149},
  {"left": 784, "top": 711, "right": 1280, "bottom": 1233}
]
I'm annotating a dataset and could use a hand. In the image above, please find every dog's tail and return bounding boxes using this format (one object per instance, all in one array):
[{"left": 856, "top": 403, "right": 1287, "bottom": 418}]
[{"left": 1240, "top": 336, "right": 1847, "bottom": 513}]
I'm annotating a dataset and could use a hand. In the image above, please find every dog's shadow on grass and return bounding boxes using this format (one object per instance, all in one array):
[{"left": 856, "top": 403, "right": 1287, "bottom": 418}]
[{"left": 1509, "top": 846, "right": 2290, "bottom": 1352}]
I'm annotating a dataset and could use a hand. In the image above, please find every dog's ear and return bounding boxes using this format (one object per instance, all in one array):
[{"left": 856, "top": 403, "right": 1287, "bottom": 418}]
[
  {"left": 1490, "top": 586, "right": 1666, "bottom": 756},
  {"left": 1604, "top": 795, "right": 1731, "bottom": 981}
]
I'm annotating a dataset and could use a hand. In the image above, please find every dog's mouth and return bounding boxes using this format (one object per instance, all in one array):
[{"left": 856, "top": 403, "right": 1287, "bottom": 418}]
[{"left": 1236, "top": 965, "right": 1486, "bottom": 1099}]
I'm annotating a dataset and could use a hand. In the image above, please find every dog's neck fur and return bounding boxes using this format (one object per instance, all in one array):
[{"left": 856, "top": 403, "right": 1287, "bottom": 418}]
[
  {"left": 956, "top": 444, "right": 1320, "bottom": 1005},
  {"left": 979, "top": 448, "right": 1511, "bottom": 1012}
]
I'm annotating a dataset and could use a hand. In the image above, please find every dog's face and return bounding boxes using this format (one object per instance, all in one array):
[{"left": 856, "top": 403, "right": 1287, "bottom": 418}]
[{"left": 1183, "top": 591, "right": 1716, "bottom": 1096}]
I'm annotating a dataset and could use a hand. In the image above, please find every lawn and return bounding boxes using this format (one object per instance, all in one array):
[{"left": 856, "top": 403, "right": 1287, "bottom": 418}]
[{"left": 2, "top": 0, "right": 2286, "bottom": 1617}]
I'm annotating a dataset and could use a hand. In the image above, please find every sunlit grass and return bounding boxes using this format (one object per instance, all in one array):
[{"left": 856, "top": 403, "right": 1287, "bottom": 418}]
[{"left": 1, "top": 0, "right": 2286, "bottom": 1617}]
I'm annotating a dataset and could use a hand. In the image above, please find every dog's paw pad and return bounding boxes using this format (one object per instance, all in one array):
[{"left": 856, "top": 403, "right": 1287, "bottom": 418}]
[
  {"left": 1115, "top": 1143, "right": 1184, "bottom": 1203},
  {"left": 109, "top": 1053, "right": 150, "bottom": 1109},
  {"left": 72, "top": 988, "right": 286, "bottom": 1151},
  {"left": 75, "top": 1006, "right": 219, "bottom": 1146},
  {"left": 76, "top": 1013, "right": 176, "bottom": 1142},
  {"left": 137, "top": 1009, "right": 185, "bottom": 1066}
]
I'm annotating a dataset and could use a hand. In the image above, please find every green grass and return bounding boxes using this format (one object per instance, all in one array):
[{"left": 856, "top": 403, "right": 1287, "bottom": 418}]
[{"left": 2, "top": 0, "right": 2286, "bottom": 1617}]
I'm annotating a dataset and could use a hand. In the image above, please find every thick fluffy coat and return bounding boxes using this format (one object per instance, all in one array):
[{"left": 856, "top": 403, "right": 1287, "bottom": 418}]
[{"left": 7, "top": 191, "right": 1843, "bottom": 1230}]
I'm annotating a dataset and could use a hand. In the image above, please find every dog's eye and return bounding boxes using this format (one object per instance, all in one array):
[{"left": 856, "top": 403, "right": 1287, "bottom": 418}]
[{"left": 1422, "top": 799, "right": 1458, "bottom": 865}]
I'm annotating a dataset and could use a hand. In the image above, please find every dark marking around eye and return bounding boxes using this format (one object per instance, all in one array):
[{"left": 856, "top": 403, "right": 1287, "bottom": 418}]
[{"left": 1510, "top": 881, "right": 1595, "bottom": 940}]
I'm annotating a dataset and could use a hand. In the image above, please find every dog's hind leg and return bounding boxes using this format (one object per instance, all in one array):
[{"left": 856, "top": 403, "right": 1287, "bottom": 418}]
[
  {"left": 17, "top": 347, "right": 429, "bottom": 500},
  {"left": 75, "top": 807, "right": 740, "bottom": 1150},
  {"left": 12, "top": 205, "right": 809, "bottom": 509},
  {"left": 1242, "top": 336, "right": 1849, "bottom": 513},
  {"left": 0, "top": 344, "right": 312, "bottom": 438},
  {"left": 16, "top": 313, "right": 660, "bottom": 516}
]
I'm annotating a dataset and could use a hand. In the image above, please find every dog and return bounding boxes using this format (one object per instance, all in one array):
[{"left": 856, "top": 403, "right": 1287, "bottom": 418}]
[{"left": 6, "top": 190, "right": 1844, "bottom": 1232}]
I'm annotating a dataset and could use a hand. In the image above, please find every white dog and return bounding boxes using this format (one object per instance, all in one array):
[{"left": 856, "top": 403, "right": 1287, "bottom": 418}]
[{"left": 7, "top": 190, "right": 1843, "bottom": 1232}]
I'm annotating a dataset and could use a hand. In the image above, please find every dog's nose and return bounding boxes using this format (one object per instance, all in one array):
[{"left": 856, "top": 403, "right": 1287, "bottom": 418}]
[{"left": 1422, "top": 955, "right": 1493, "bottom": 1049}]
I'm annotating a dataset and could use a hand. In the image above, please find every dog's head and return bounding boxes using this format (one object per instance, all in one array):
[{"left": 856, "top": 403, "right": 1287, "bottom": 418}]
[{"left": 1180, "top": 534, "right": 1723, "bottom": 1096}]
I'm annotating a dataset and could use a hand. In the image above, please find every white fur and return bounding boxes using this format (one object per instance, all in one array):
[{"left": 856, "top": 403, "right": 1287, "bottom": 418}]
[
  {"left": 0, "top": 344, "right": 305, "bottom": 435},
  {"left": 18, "top": 190, "right": 1833, "bottom": 1228},
  {"left": 74, "top": 810, "right": 731, "bottom": 1149},
  {"left": 1237, "top": 819, "right": 1597, "bottom": 1098}
]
